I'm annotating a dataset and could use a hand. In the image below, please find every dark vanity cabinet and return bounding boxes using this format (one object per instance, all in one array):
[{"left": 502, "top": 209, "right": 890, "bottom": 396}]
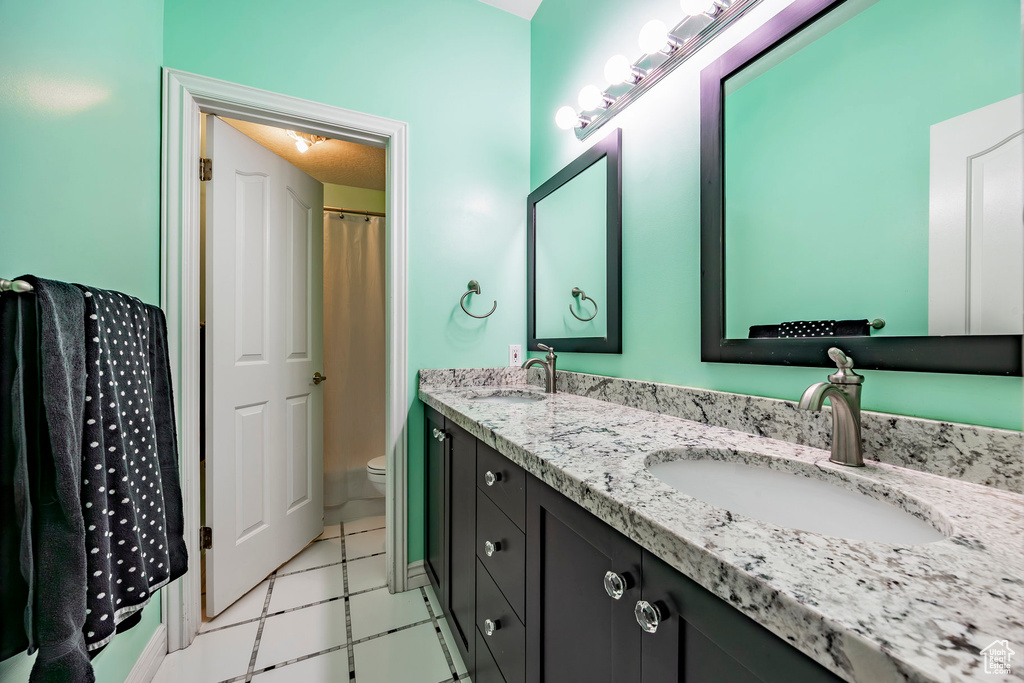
[
  {"left": 423, "top": 406, "right": 476, "bottom": 669},
  {"left": 424, "top": 405, "right": 843, "bottom": 683}
]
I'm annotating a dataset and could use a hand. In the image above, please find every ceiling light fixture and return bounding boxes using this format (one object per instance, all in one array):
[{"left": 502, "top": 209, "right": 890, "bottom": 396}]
[
  {"left": 554, "top": 0, "right": 760, "bottom": 139},
  {"left": 286, "top": 129, "right": 327, "bottom": 153}
]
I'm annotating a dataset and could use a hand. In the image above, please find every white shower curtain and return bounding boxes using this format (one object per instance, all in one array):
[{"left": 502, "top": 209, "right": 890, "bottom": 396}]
[{"left": 322, "top": 212, "right": 386, "bottom": 508}]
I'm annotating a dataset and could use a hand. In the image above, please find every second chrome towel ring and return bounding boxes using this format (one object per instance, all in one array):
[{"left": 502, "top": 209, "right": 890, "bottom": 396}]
[
  {"left": 569, "top": 287, "right": 598, "bottom": 322},
  {"left": 461, "top": 280, "right": 497, "bottom": 319}
]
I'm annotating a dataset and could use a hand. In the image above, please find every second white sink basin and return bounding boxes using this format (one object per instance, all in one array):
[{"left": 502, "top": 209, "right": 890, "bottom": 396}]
[{"left": 647, "top": 451, "right": 947, "bottom": 545}]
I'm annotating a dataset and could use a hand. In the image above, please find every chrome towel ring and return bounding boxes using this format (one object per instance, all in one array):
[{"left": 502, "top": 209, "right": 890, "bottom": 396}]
[
  {"left": 461, "top": 280, "right": 497, "bottom": 319},
  {"left": 569, "top": 287, "right": 598, "bottom": 322}
]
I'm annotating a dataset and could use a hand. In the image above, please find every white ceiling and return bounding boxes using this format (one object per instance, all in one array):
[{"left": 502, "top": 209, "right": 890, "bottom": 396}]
[
  {"left": 221, "top": 117, "right": 386, "bottom": 191},
  {"left": 476, "top": 0, "right": 543, "bottom": 20}
]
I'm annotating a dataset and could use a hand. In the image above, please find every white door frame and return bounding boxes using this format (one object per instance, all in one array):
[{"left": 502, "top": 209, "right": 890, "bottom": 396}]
[{"left": 159, "top": 68, "right": 409, "bottom": 651}]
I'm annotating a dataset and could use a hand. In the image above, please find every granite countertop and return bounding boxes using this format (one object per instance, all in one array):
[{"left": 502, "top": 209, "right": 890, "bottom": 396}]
[{"left": 419, "top": 379, "right": 1024, "bottom": 683}]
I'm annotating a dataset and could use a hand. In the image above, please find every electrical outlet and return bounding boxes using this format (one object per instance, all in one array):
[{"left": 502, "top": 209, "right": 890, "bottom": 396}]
[{"left": 509, "top": 344, "right": 522, "bottom": 367}]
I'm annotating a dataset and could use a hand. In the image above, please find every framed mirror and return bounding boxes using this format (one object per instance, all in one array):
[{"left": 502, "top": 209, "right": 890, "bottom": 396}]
[
  {"left": 700, "top": 0, "right": 1022, "bottom": 375},
  {"left": 528, "top": 129, "right": 622, "bottom": 353}
]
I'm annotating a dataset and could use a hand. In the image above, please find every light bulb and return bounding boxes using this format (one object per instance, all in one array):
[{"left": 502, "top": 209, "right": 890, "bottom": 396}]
[
  {"left": 680, "top": 0, "right": 716, "bottom": 15},
  {"left": 555, "top": 105, "right": 579, "bottom": 130},
  {"left": 604, "top": 55, "right": 633, "bottom": 85},
  {"left": 295, "top": 139, "right": 310, "bottom": 153},
  {"left": 638, "top": 19, "right": 670, "bottom": 53},
  {"left": 578, "top": 85, "right": 606, "bottom": 111}
]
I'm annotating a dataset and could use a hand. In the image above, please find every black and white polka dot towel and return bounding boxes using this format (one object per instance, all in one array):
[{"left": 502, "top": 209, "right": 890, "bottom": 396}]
[
  {"left": 779, "top": 320, "right": 837, "bottom": 338},
  {"left": 78, "top": 287, "right": 171, "bottom": 651}
]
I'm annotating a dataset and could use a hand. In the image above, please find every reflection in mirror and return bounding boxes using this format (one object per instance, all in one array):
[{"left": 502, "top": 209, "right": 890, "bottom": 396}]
[
  {"left": 535, "top": 157, "right": 608, "bottom": 340},
  {"left": 528, "top": 128, "right": 621, "bottom": 354},
  {"left": 722, "top": 0, "right": 1022, "bottom": 340}
]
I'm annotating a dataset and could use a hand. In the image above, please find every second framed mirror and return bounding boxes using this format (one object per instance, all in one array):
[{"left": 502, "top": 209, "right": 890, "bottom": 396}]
[{"left": 528, "top": 129, "right": 622, "bottom": 353}]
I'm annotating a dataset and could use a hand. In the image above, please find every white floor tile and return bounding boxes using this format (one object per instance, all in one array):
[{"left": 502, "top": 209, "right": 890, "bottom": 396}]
[
  {"left": 269, "top": 564, "right": 346, "bottom": 612},
  {"left": 255, "top": 599, "right": 347, "bottom": 668},
  {"left": 348, "top": 586, "right": 430, "bottom": 640},
  {"left": 345, "top": 527, "right": 385, "bottom": 560},
  {"left": 152, "top": 621, "right": 258, "bottom": 683},
  {"left": 200, "top": 579, "right": 269, "bottom": 632},
  {"left": 317, "top": 524, "right": 341, "bottom": 540},
  {"left": 353, "top": 623, "right": 451, "bottom": 683},
  {"left": 424, "top": 584, "right": 442, "bottom": 617},
  {"left": 437, "top": 616, "right": 469, "bottom": 676},
  {"left": 344, "top": 514, "right": 386, "bottom": 535},
  {"left": 346, "top": 553, "right": 388, "bottom": 594},
  {"left": 276, "top": 538, "right": 342, "bottom": 575},
  {"left": 252, "top": 648, "right": 349, "bottom": 682}
]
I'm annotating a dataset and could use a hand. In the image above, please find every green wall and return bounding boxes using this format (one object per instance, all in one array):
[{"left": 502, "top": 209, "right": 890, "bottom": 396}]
[
  {"left": 0, "top": 1, "right": 166, "bottom": 680},
  {"left": 530, "top": 0, "right": 1023, "bottom": 430},
  {"left": 324, "top": 183, "right": 387, "bottom": 214},
  {"left": 163, "top": 0, "right": 532, "bottom": 563},
  {"left": 723, "top": 0, "right": 1022, "bottom": 338}
]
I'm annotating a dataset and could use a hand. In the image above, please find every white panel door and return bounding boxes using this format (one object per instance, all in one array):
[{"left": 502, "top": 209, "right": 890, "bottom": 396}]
[
  {"left": 929, "top": 95, "right": 1024, "bottom": 335},
  {"left": 206, "top": 116, "right": 325, "bottom": 616}
]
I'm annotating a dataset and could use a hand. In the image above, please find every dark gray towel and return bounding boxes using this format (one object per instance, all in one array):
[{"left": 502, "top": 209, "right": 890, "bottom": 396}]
[
  {"left": 146, "top": 305, "right": 188, "bottom": 581},
  {"left": 21, "top": 276, "right": 94, "bottom": 683}
]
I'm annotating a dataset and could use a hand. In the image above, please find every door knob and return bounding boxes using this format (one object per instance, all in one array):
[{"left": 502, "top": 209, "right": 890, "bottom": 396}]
[
  {"left": 484, "top": 540, "right": 501, "bottom": 557},
  {"left": 634, "top": 600, "right": 662, "bottom": 634},
  {"left": 484, "top": 470, "right": 502, "bottom": 486},
  {"left": 312, "top": 372, "right": 327, "bottom": 385},
  {"left": 484, "top": 618, "right": 500, "bottom": 636}
]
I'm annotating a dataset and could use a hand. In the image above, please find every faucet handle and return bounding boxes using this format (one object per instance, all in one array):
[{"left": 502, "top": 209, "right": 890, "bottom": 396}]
[
  {"left": 538, "top": 343, "right": 555, "bottom": 356},
  {"left": 828, "top": 347, "right": 853, "bottom": 369},
  {"left": 826, "top": 347, "right": 863, "bottom": 385}
]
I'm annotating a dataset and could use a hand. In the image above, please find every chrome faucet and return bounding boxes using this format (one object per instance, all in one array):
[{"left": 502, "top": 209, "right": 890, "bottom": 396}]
[
  {"left": 798, "top": 347, "right": 865, "bottom": 467},
  {"left": 522, "top": 344, "right": 557, "bottom": 393}
]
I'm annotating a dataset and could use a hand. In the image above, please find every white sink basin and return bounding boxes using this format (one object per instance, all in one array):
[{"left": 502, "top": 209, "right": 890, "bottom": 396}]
[
  {"left": 647, "top": 451, "right": 947, "bottom": 545},
  {"left": 469, "top": 391, "right": 545, "bottom": 404}
]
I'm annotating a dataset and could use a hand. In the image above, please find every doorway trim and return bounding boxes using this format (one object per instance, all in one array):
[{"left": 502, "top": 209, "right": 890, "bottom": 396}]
[{"left": 160, "top": 68, "right": 409, "bottom": 651}]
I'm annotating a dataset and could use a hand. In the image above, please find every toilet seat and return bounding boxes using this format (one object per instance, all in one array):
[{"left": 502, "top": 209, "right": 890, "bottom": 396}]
[{"left": 367, "top": 456, "right": 386, "bottom": 474}]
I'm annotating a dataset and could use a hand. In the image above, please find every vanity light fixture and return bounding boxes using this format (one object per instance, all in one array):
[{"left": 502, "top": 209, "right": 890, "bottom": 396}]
[
  {"left": 286, "top": 129, "right": 327, "bottom": 153},
  {"left": 553, "top": 0, "right": 761, "bottom": 140}
]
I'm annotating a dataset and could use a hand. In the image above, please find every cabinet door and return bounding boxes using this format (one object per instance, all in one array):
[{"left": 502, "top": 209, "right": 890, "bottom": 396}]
[
  {"left": 424, "top": 407, "right": 446, "bottom": 605},
  {"left": 447, "top": 420, "right": 477, "bottom": 669},
  {"left": 640, "top": 551, "right": 843, "bottom": 683},
  {"left": 526, "top": 476, "right": 642, "bottom": 683}
]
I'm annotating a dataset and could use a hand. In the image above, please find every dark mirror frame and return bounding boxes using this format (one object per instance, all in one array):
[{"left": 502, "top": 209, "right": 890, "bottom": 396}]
[
  {"left": 699, "top": 0, "right": 1022, "bottom": 376},
  {"left": 528, "top": 128, "right": 622, "bottom": 354}
]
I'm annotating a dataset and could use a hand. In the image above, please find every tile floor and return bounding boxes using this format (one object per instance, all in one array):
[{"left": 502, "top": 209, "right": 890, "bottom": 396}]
[{"left": 153, "top": 516, "right": 469, "bottom": 683}]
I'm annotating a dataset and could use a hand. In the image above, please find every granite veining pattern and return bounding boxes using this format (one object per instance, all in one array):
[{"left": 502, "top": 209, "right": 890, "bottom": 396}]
[
  {"left": 524, "top": 368, "right": 1023, "bottom": 492},
  {"left": 420, "top": 370, "right": 1024, "bottom": 683}
]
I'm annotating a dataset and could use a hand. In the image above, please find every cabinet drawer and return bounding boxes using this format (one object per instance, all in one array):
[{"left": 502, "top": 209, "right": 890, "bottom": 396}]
[
  {"left": 477, "top": 559, "right": 525, "bottom": 683},
  {"left": 475, "top": 628, "right": 507, "bottom": 683},
  {"left": 477, "top": 442, "right": 525, "bottom": 531},
  {"left": 477, "top": 493, "right": 525, "bottom": 622}
]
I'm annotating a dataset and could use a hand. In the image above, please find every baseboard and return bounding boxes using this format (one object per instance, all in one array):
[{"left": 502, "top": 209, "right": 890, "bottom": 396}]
[
  {"left": 125, "top": 623, "right": 167, "bottom": 683},
  {"left": 407, "top": 560, "right": 429, "bottom": 590}
]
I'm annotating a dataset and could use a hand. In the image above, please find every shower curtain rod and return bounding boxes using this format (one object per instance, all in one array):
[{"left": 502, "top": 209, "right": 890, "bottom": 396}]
[{"left": 324, "top": 206, "right": 386, "bottom": 218}]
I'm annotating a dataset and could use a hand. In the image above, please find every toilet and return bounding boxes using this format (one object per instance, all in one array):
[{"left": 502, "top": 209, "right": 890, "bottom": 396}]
[{"left": 366, "top": 456, "right": 387, "bottom": 495}]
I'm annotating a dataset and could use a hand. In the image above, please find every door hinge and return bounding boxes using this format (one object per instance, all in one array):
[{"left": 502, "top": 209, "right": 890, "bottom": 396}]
[
  {"left": 199, "top": 157, "right": 213, "bottom": 181},
  {"left": 200, "top": 526, "right": 213, "bottom": 550}
]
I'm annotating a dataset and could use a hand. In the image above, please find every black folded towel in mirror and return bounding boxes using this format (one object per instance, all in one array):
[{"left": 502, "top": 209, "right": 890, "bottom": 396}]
[{"left": 748, "top": 319, "right": 872, "bottom": 339}]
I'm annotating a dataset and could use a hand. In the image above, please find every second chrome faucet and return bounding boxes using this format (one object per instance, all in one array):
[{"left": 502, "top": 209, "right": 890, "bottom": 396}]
[
  {"left": 523, "top": 344, "right": 557, "bottom": 393},
  {"left": 798, "top": 347, "right": 865, "bottom": 466}
]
